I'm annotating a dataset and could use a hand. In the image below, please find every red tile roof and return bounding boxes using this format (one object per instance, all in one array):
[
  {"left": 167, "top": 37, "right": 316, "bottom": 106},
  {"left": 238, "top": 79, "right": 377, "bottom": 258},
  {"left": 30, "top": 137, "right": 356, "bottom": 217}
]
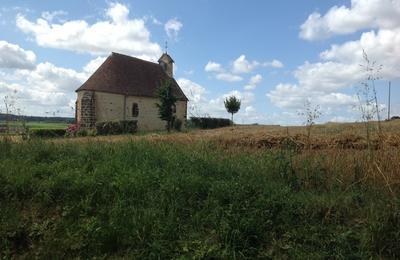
[{"left": 76, "top": 52, "right": 188, "bottom": 101}]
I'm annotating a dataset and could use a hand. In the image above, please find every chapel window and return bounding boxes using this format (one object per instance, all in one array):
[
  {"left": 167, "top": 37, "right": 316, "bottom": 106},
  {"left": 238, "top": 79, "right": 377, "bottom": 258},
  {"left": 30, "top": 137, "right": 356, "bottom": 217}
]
[{"left": 132, "top": 103, "right": 139, "bottom": 117}]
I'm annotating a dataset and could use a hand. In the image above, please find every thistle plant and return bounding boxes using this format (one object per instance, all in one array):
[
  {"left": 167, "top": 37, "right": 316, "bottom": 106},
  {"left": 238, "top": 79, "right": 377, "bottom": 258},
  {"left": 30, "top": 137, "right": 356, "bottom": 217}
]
[
  {"left": 1, "top": 90, "right": 19, "bottom": 134},
  {"left": 298, "top": 99, "right": 322, "bottom": 148},
  {"left": 357, "top": 49, "right": 383, "bottom": 146}
]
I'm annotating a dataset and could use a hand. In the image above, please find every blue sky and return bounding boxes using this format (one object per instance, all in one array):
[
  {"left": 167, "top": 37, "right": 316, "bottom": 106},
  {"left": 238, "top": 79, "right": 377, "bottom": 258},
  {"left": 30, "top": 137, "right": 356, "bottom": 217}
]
[{"left": 0, "top": 0, "right": 399, "bottom": 124}]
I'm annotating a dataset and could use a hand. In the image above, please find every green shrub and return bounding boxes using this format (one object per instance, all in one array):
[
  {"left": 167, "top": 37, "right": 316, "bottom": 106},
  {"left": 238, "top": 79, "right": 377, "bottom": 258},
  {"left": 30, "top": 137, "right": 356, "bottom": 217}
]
[
  {"left": 120, "top": 120, "right": 137, "bottom": 133},
  {"left": 30, "top": 128, "right": 66, "bottom": 138},
  {"left": 86, "top": 128, "right": 97, "bottom": 137},
  {"left": 189, "top": 117, "right": 231, "bottom": 129},
  {"left": 76, "top": 129, "right": 88, "bottom": 137},
  {"left": 173, "top": 118, "right": 183, "bottom": 131},
  {"left": 96, "top": 120, "right": 137, "bottom": 135}
]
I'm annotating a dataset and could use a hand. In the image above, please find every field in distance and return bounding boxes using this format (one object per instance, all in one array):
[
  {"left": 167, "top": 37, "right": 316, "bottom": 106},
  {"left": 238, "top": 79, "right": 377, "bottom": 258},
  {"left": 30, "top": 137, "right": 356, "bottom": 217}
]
[{"left": 65, "top": 119, "right": 400, "bottom": 149}]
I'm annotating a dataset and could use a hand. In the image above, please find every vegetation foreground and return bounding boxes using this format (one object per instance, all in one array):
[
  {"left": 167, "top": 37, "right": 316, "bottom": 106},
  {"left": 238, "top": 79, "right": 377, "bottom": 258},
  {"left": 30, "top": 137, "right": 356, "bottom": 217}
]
[{"left": 1, "top": 133, "right": 399, "bottom": 258}]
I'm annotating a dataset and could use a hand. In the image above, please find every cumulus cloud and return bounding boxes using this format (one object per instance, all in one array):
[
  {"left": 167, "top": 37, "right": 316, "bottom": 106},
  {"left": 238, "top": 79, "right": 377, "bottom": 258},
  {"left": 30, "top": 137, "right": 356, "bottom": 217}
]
[
  {"left": 41, "top": 10, "right": 67, "bottom": 22},
  {"left": 0, "top": 41, "right": 36, "bottom": 70},
  {"left": 215, "top": 73, "right": 243, "bottom": 82},
  {"left": 204, "top": 61, "right": 223, "bottom": 72},
  {"left": 268, "top": 0, "right": 400, "bottom": 118},
  {"left": 319, "top": 29, "right": 400, "bottom": 79},
  {"left": 295, "top": 61, "right": 363, "bottom": 93},
  {"left": 0, "top": 42, "right": 89, "bottom": 116},
  {"left": 177, "top": 78, "right": 207, "bottom": 105},
  {"left": 0, "top": 62, "right": 85, "bottom": 116},
  {"left": 16, "top": 2, "right": 162, "bottom": 61},
  {"left": 266, "top": 83, "right": 358, "bottom": 109},
  {"left": 205, "top": 90, "right": 256, "bottom": 121},
  {"left": 300, "top": 0, "right": 400, "bottom": 41},
  {"left": 232, "top": 55, "right": 284, "bottom": 73},
  {"left": 83, "top": 56, "right": 107, "bottom": 75},
  {"left": 211, "top": 90, "right": 254, "bottom": 107},
  {"left": 245, "top": 105, "right": 255, "bottom": 114},
  {"left": 232, "top": 55, "right": 259, "bottom": 74},
  {"left": 244, "top": 74, "right": 262, "bottom": 90},
  {"left": 206, "top": 55, "right": 283, "bottom": 83},
  {"left": 264, "top": 59, "right": 284, "bottom": 68},
  {"left": 164, "top": 18, "right": 183, "bottom": 41},
  {"left": 204, "top": 54, "right": 283, "bottom": 87}
]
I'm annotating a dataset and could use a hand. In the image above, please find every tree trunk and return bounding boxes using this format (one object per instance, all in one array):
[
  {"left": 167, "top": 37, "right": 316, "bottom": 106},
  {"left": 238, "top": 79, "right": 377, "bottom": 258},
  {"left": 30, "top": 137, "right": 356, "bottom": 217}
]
[
  {"left": 167, "top": 121, "right": 171, "bottom": 132},
  {"left": 231, "top": 113, "right": 234, "bottom": 125}
]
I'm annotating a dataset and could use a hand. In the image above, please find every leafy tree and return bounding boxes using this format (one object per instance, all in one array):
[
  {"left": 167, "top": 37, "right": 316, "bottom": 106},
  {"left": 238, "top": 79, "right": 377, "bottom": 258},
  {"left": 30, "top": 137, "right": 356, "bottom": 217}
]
[
  {"left": 224, "top": 95, "right": 241, "bottom": 123},
  {"left": 156, "top": 79, "right": 177, "bottom": 132}
]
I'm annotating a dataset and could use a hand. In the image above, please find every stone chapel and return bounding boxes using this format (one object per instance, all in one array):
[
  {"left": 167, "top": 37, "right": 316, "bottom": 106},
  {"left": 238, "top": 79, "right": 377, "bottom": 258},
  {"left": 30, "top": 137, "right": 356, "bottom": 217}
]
[{"left": 75, "top": 52, "right": 188, "bottom": 131}]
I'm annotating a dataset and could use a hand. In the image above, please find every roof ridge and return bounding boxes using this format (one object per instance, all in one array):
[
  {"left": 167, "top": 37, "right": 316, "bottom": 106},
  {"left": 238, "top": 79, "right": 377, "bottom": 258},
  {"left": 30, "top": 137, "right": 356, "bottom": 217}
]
[{"left": 111, "top": 52, "right": 160, "bottom": 66}]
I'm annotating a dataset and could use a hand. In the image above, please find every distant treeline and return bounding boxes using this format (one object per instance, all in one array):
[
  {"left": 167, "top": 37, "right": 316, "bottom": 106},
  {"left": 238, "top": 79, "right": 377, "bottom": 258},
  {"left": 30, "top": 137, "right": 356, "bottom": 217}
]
[{"left": 0, "top": 113, "right": 74, "bottom": 123}]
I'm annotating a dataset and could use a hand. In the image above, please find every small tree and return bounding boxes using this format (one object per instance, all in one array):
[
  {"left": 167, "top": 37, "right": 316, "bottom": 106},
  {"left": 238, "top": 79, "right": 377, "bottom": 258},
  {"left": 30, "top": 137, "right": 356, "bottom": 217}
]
[
  {"left": 224, "top": 95, "right": 241, "bottom": 123},
  {"left": 156, "top": 79, "right": 177, "bottom": 132}
]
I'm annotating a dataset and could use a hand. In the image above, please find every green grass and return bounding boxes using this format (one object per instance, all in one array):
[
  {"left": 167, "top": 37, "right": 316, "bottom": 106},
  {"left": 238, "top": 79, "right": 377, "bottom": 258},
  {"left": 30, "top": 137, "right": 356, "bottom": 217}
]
[
  {"left": 25, "top": 121, "right": 69, "bottom": 129},
  {"left": 0, "top": 121, "right": 69, "bottom": 130},
  {"left": 0, "top": 140, "right": 399, "bottom": 258}
]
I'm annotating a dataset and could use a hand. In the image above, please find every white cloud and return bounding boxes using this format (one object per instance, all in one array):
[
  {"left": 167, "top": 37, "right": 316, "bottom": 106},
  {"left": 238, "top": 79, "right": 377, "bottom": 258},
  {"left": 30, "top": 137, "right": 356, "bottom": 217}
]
[
  {"left": 267, "top": 84, "right": 304, "bottom": 109},
  {"left": 220, "top": 90, "right": 254, "bottom": 106},
  {"left": 245, "top": 105, "right": 255, "bottom": 115},
  {"left": 232, "top": 55, "right": 284, "bottom": 73},
  {"left": 206, "top": 90, "right": 255, "bottom": 121},
  {"left": 0, "top": 62, "right": 85, "bottom": 116},
  {"left": 177, "top": 78, "right": 207, "bottom": 105},
  {"left": 266, "top": 83, "right": 358, "bottom": 109},
  {"left": 295, "top": 61, "right": 363, "bottom": 93},
  {"left": 232, "top": 55, "right": 259, "bottom": 74},
  {"left": 16, "top": 62, "right": 85, "bottom": 93},
  {"left": 264, "top": 59, "right": 284, "bottom": 68},
  {"left": 319, "top": 29, "right": 400, "bottom": 79},
  {"left": 204, "top": 61, "right": 223, "bottom": 72},
  {"left": 164, "top": 18, "right": 183, "bottom": 41},
  {"left": 269, "top": 0, "right": 400, "bottom": 119},
  {"left": 300, "top": 0, "right": 400, "bottom": 40},
  {"left": 244, "top": 74, "right": 262, "bottom": 90},
  {"left": 0, "top": 41, "right": 36, "bottom": 70},
  {"left": 83, "top": 56, "right": 107, "bottom": 75},
  {"left": 206, "top": 55, "right": 282, "bottom": 84},
  {"left": 16, "top": 2, "right": 162, "bottom": 61},
  {"left": 329, "top": 115, "right": 357, "bottom": 123},
  {"left": 215, "top": 73, "right": 243, "bottom": 82},
  {"left": 41, "top": 10, "right": 67, "bottom": 22},
  {"left": 0, "top": 43, "right": 88, "bottom": 116},
  {"left": 183, "top": 69, "right": 194, "bottom": 76}
]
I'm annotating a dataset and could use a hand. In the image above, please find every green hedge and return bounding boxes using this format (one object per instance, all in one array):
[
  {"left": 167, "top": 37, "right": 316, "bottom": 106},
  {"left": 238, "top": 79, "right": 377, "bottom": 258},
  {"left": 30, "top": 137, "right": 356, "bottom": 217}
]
[
  {"left": 96, "top": 120, "right": 137, "bottom": 135},
  {"left": 29, "top": 129, "right": 66, "bottom": 138},
  {"left": 189, "top": 117, "right": 232, "bottom": 129}
]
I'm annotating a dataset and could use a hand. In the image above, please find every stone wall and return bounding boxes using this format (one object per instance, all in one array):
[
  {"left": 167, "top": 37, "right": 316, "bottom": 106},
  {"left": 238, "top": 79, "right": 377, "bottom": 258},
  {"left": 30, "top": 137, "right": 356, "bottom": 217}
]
[
  {"left": 77, "top": 91, "right": 96, "bottom": 128},
  {"left": 124, "top": 95, "right": 186, "bottom": 130},
  {"left": 76, "top": 90, "right": 187, "bottom": 131}
]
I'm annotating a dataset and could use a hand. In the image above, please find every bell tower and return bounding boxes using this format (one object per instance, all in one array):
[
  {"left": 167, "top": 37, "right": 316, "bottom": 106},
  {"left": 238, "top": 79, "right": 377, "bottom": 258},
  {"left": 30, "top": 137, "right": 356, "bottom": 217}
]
[{"left": 158, "top": 43, "right": 174, "bottom": 78}]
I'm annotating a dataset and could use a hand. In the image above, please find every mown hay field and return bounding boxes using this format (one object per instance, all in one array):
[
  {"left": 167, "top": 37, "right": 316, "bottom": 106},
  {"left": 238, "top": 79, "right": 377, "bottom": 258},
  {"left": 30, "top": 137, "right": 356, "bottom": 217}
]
[{"left": 1, "top": 120, "right": 399, "bottom": 258}]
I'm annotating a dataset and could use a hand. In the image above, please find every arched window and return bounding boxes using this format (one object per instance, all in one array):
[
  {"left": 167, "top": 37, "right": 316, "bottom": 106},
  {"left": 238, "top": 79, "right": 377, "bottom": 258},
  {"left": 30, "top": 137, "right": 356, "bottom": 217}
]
[
  {"left": 171, "top": 104, "right": 176, "bottom": 113},
  {"left": 132, "top": 103, "right": 139, "bottom": 117}
]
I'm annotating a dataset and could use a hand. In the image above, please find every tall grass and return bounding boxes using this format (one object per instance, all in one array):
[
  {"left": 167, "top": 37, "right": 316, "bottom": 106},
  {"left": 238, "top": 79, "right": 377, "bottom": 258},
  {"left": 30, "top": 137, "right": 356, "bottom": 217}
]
[{"left": 0, "top": 139, "right": 399, "bottom": 258}]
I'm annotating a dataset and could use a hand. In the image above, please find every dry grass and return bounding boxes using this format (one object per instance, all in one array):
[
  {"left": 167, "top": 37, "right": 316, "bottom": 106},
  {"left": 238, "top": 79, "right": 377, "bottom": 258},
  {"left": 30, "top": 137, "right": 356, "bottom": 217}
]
[
  {"left": 2, "top": 120, "right": 396, "bottom": 193},
  {"left": 49, "top": 120, "right": 400, "bottom": 194},
  {"left": 54, "top": 119, "right": 400, "bottom": 149}
]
